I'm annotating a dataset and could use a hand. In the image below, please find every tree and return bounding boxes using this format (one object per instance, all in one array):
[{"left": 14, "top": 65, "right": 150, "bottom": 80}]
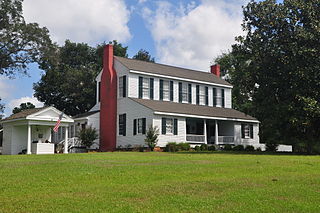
[
  {"left": 0, "top": 0, "right": 54, "bottom": 77},
  {"left": 33, "top": 40, "right": 128, "bottom": 116},
  {"left": 12, "top": 102, "right": 35, "bottom": 114},
  {"left": 144, "top": 126, "right": 159, "bottom": 151},
  {"left": 78, "top": 126, "right": 98, "bottom": 148},
  {"left": 133, "top": 49, "right": 155, "bottom": 62},
  {"left": 216, "top": 0, "right": 320, "bottom": 153},
  {"left": 0, "top": 98, "right": 4, "bottom": 119}
]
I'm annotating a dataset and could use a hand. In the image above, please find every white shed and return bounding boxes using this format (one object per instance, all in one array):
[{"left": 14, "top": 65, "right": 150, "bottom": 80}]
[{"left": 1, "top": 107, "right": 74, "bottom": 155}]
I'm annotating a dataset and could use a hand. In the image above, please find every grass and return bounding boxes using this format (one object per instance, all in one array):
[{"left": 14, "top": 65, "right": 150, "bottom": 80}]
[{"left": 0, "top": 152, "right": 320, "bottom": 213}]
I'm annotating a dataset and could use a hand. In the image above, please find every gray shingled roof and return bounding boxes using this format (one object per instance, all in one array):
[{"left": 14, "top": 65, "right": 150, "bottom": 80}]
[
  {"left": 130, "top": 98, "right": 258, "bottom": 121},
  {"left": 73, "top": 110, "right": 100, "bottom": 119},
  {"left": 1, "top": 107, "right": 49, "bottom": 122},
  {"left": 115, "top": 56, "right": 232, "bottom": 87}
]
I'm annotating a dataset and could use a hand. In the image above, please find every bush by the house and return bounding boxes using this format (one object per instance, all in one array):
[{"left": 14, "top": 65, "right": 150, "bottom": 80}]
[
  {"left": 200, "top": 144, "right": 208, "bottom": 151},
  {"left": 194, "top": 145, "right": 201, "bottom": 152},
  {"left": 245, "top": 145, "right": 255, "bottom": 151},
  {"left": 208, "top": 145, "right": 216, "bottom": 151},
  {"left": 165, "top": 142, "right": 178, "bottom": 152},
  {"left": 145, "top": 126, "right": 159, "bottom": 151},
  {"left": 233, "top": 145, "right": 245, "bottom": 151},
  {"left": 177, "top": 143, "right": 190, "bottom": 151},
  {"left": 224, "top": 144, "right": 233, "bottom": 151},
  {"left": 78, "top": 126, "right": 98, "bottom": 148}
]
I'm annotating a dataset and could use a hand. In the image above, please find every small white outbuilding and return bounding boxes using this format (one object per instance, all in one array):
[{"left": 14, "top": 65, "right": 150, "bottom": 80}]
[{"left": 1, "top": 107, "right": 74, "bottom": 155}]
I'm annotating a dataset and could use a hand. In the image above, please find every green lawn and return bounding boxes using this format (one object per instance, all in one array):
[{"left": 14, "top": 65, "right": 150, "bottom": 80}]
[{"left": 0, "top": 152, "right": 320, "bottom": 213}]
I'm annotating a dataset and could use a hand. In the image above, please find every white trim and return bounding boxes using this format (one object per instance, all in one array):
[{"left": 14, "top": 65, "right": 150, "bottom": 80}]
[
  {"left": 130, "top": 70, "right": 233, "bottom": 89},
  {"left": 154, "top": 111, "right": 260, "bottom": 123}
]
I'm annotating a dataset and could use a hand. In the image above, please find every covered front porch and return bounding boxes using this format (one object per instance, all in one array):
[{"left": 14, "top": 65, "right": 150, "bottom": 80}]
[{"left": 186, "top": 118, "right": 235, "bottom": 145}]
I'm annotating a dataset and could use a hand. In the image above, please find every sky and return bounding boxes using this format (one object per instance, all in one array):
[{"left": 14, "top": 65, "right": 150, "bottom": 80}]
[{"left": 0, "top": 0, "right": 249, "bottom": 117}]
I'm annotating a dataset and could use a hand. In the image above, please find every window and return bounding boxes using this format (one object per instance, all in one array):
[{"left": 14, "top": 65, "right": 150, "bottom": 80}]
[
  {"left": 139, "top": 77, "right": 153, "bottom": 99},
  {"left": 163, "top": 80, "right": 170, "bottom": 100},
  {"left": 119, "top": 76, "right": 126, "bottom": 98},
  {"left": 161, "top": 118, "right": 178, "bottom": 135},
  {"left": 241, "top": 124, "right": 253, "bottom": 139},
  {"left": 119, "top": 114, "right": 126, "bottom": 136},
  {"left": 199, "top": 86, "right": 206, "bottom": 105},
  {"left": 160, "top": 80, "right": 173, "bottom": 101},
  {"left": 133, "top": 118, "right": 146, "bottom": 135},
  {"left": 179, "top": 82, "right": 190, "bottom": 103},
  {"left": 213, "top": 88, "right": 225, "bottom": 107},
  {"left": 142, "top": 78, "right": 149, "bottom": 98}
]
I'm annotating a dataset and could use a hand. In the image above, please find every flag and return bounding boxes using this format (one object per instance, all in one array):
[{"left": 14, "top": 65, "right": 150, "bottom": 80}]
[{"left": 53, "top": 113, "right": 64, "bottom": 132}]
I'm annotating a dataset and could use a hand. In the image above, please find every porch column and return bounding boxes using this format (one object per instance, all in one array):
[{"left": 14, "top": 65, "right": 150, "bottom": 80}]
[
  {"left": 215, "top": 120, "right": 219, "bottom": 145},
  {"left": 204, "top": 120, "right": 207, "bottom": 144},
  {"left": 64, "top": 127, "right": 68, "bottom": 154},
  {"left": 27, "top": 124, "right": 31, "bottom": 154}
]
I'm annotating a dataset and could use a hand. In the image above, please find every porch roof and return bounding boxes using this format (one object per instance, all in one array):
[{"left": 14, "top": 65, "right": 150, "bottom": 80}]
[{"left": 130, "top": 98, "right": 258, "bottom": 122}]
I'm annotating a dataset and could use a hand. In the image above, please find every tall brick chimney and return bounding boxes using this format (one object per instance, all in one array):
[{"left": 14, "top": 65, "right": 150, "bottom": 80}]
[
  {"left": 99, "top": 44, "right": 117, "bottom": 151},
  {"left": 210, "top": 64, "right": 220, "bottom": 77}
]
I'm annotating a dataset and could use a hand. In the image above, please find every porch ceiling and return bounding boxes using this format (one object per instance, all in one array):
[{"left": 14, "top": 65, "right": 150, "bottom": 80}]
[{"left": 130, "top": 98, "right": 258, "bottom": 122}]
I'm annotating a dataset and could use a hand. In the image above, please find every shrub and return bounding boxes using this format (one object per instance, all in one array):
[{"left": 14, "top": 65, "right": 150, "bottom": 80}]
[
  {"left": 208, "top": 145, "right": 216, "bottom": 151},
  {"left": 266, "top": 142, "right": 278, "bottom": 152},
  {"left": 245, "top": 145, "right": 255, "bottom": 152},
  {"left": 145, "top": 126, "right": 159, "bottom": 151},
  {"left": 78, "top": 126, "right": 98, "bottom": 148},
  {"left": 165, "top": 142, "right": 177, "bottom": 152},
  {"left": 194, "top": 145, "right": 201, "bottom": 152},
  {"left": 233, "top": 145, "right": 245, "bottom": 151},
  {"left": 177, "top": 143, "right": 190, "bottom": 151},
  {"left": 256, "top": 147, "right": 262, "bottom": 152},
  {"left": 224, "top": 144, "right": 232, "bottom": 151},
  {"left": 200, "top": 144, "right": 208, "bottom": 151}
]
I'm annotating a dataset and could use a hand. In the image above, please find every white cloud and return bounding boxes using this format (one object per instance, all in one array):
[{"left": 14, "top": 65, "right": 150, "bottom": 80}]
[
  {"left": 142, "top": 0, "right": 247, "bottom": 71},
  {"left": 23, "top": 0, "right": 132, "bottom": 45},
  {"left": 8, "top": 96, "right": 43, "bottom": 112}
]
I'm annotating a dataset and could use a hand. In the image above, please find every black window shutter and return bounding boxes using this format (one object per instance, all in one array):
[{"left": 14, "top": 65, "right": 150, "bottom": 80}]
[
  {"left": 205, "top": 86, "right": 209, "bottom": 106},
  {"left": 142, "top": 118, "right": 146, "bottom": 134},
  {"left": 138, "top": 77, "right": 143, "bottom": 98},
  {"left": 196, "top": 85, "right": 200, "bottom": 105},
  {"left": 174, "top": 119, "right": 178, "bottom": 135},
  {"left": 161, "top": 118, "right": 166, "bottom": 135},
  {"left": 150, "top": 78, "right": 154, "bottom": 100},
  {"left": 98, "top": 82, "right": 101, "bottom": 102},
  {"left": 188, "top": 84, "right": 192, "bottom": 103},
  {"left": 241, "top": 124, "right": 245, "bottom": 138},
  {"left": 213, "top": 88, "right": 217, "bottom": 106},
  {"left": 123, "top": 114, "right": 126, "bottom": 136},
  {"left": 123, "top": 76, "right": 127, "bottom": 97},
  {"left": 178, "top": 82, "right": 182, "bottom": 103},
  {"left": 170, "top": 81, "right": 174, "bottom": 101},
  {"left": 221, "top": 89, "right": 225, "bottom": 107},
  {"left": 133, "top": 119, "right": 137, "bottom": 135},
  {"left": 160, "top": 79, "right": 163, "bottom": 100},
  {"left": 250, "top": 124, "right": 254, "bottom": 139}
]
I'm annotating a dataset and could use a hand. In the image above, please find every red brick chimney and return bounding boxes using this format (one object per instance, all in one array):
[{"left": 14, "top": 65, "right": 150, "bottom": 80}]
[
  {"left": 99, "top": 44, "right": 117, "bottom": 152},
  {"left": 210, "top": 64, "right": 220, "bottom": 77}
]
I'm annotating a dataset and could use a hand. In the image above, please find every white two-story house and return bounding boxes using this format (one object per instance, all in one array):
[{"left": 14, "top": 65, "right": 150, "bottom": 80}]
[{"left": 72, "top": 44, "right": 261, "bottom": 151}]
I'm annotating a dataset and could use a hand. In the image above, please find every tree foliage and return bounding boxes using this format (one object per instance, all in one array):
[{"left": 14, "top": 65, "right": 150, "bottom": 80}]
[
  {"left": 133, "top": 49, "right": 155, "bottom": 62},
  {"left": 0, "top": 0, "right": 55, "bottom": 76},
  {"left": 0, "top": 98, "right": 4, "bottom": 119},
  {"left": 12, "top": 102, "right": 35, "bottom": 114},
  {"left": 33, "top": 40, "right": 128, "bottom": 116},
  {"left": 216, "top": 0, "right": 320, "bottom": 153},
  {"left": 78, "top": 126, "right": 98, "bottom": 148}
]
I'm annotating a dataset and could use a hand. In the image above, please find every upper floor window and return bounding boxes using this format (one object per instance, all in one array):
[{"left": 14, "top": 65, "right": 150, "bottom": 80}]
[
  {"left": 241, "top": 124, "right": 253, "bottom": 139},
  {"left": 119, "top": 114, "right": 126, "bottom": 136},
  {"left": 119, "top": 76, "right": 127, "bottom": 98},
  {"left": 213, "top": 88, "right": 225, "bottom": 107},
  {"left": 179, "top": 83, "right": 192, "bottom": 103},
  {"left": 160, "top": 80, "right": 173, "bottom": 101},
  {"left": 196, "top": 86, "right": 208, "bottom": 105},
  {"left": 139, "top": 77, "right": 154, "bottom": 99}
]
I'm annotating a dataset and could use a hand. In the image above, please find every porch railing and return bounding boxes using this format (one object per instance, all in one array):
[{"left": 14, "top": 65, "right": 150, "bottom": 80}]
[
  {"left": 186, "top": 134, "right": 205, "bottom": 143},
  {"left": 218, "top": 136, "right": 234, "bottom": 144}
]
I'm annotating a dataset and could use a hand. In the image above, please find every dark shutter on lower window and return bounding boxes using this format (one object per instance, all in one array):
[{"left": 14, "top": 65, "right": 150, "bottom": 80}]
[
  {"left": 188, "top": 84, "right": 192, "bottom": 103},
  {"left": 123, "top": 114, "right": 126, "bottom": 136},
  {"left": 170, "top": 81, "right": 174, "bottom": 101},
  {"left": 213, "top": 88, "right": 217, "bottom": 106},
  {"left": 221, "top": 89, "right": 225, "bottom": 108},
  {"left": 205, "top": 86, "right": 209, "bottom": 106},
  {"left": 162, "top": 118, "right": 166, "bottom": 135},
  {"left": 138, "top": 77, "right": 143, "bottom": 98},
  {"left": 142, "top": 118, "right": 146, "bottom": 134},
  {"left": 123, "top": 76, "right": 127, "bottom": 98},
  {"left": 196, "top": 85, "right": 200, "bottom": 105},
  {"left": 174, "top": 119, "right": 178, "bottom": 135},
  {"left": 160, "top": 79, "right": 163, "bottom": 100},
  {"left": 178, "top": 82, "right": 182, "bottom": 103},
  {"left": 133, "top": 119, "right": 137, "bottom": 135},
  {"left": 241, "top": 124, "right": 245, "bottom": 139},
  {"left": 150, "top": 78, "right": 154, "bottom": 100},
  {"left": 250, "top": 124, "right": 254, "bottom": 139}
]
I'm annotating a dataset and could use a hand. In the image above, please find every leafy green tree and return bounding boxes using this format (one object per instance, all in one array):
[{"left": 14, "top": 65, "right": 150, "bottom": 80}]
[
  {"left": 0, "top": 98, "right": 4, "bottom": 119},
  {"left": 12, "top": 102, "right": 35, "bottom": 114},
  {"left": 33, "top": 40, "right": 128, "bottom": 116},
  {"left": 216, "top": 0, "right": 320, "bottom": 153},
  {"left": 144, "top": 126, "right": 159, "bottom": 151},
  {"left": 0, "top": 0, "right": 54, "bottom": 76},
  {"left": 78, "top": 126, "right": 98, "bottom": 148},
  {"left": 133, "top": 49, "right": 155, "bottom": 62}
]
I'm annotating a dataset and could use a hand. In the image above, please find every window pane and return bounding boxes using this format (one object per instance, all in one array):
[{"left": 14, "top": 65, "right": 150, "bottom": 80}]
[
  {"left": 166, "top": 119, "right": 173, "bottom": 133},
  {"left": 138, "top": 119, "right": 143, "bottom": 133}
]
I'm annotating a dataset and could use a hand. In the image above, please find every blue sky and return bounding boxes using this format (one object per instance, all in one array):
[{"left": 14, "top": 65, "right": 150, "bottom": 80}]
[{"left": 1, "top": 0, "right": 249, "bottom": 116}]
